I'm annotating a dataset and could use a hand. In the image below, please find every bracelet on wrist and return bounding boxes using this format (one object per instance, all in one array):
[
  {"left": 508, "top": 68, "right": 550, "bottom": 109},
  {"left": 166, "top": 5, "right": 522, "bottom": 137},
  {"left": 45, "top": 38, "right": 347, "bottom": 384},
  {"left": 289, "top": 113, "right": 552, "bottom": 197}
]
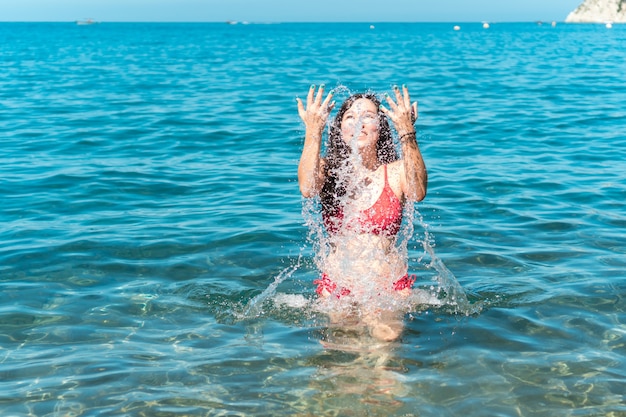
[{"left": 399, "top": 132, "right": 416, "bottom": 142}]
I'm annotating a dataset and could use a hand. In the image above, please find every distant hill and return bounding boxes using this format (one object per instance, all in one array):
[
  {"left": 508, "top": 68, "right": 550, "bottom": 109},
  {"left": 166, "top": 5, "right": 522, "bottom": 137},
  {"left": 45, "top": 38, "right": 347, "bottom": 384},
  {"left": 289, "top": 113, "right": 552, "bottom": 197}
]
[{"left": 566, "top": 0, "right": 626, "bottom": 22}]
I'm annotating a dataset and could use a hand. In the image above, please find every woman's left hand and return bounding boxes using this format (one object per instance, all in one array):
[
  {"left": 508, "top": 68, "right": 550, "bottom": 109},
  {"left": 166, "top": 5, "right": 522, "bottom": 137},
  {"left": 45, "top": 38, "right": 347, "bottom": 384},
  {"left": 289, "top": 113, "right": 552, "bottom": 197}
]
[
  {"left": 380, "top": 85, "right": 418, "bottom": 135},
  {"left": 380, "top": 85, "right": 427, "bottom": 202}
]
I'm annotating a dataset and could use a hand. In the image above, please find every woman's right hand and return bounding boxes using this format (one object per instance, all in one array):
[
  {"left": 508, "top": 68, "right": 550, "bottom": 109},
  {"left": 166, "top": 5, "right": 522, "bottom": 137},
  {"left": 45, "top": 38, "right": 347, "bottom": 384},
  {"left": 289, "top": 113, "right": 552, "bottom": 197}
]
[
  {"left": 296, "top": 84, "right": 335, "bottom": 136},
  {"left": 297, "top": 84, "right": 333, "bottom": 198}
]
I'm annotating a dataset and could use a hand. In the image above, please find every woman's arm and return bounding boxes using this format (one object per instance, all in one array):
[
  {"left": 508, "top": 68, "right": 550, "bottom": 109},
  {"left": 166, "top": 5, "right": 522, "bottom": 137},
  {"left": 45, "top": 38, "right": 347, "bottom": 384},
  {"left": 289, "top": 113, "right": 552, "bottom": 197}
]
[
  {"left": 296, "top": 85, "right": 334, "bottom": 198},
  {"left": 381, "top": 85, "right": 427, "bottom": 202}
]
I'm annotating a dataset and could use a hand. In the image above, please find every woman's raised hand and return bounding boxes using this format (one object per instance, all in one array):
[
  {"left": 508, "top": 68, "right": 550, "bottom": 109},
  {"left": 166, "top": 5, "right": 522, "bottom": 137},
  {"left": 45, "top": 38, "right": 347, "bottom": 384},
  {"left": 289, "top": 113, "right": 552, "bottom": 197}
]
[
  {"left": 297, "top": 85, "right": 334, "bottom": 197},
  {"left": 296, "top": 84, "right": 335, "bottom": 137},
  {"left": 380, "top": 85, "right": 418, "bottom": 135}
]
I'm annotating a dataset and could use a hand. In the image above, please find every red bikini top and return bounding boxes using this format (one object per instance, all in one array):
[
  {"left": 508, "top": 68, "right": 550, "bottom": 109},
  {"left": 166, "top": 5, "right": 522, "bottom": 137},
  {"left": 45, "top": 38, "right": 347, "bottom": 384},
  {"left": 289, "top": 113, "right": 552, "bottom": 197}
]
[{"left": 323, "top": 165, "right": 403, "bottom": 236}]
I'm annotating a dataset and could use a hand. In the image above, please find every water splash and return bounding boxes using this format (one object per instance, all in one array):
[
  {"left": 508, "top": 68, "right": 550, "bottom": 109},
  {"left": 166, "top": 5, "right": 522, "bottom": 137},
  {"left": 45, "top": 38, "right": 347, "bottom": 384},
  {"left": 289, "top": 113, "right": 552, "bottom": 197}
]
[
  {"left": 420, "top": 229, "right": 475, "bottom": 314},
  {"left": 410, "top": 211, "right": 483, "bottom": 316},
  {"left": 299, "top": 85, "right": 477, "bottom": 318},
  {"left": 236, "top": 85, "right": 479, "bottom": 330},
  {"left": 240, "top": 260, "right": 302, "bottom": 319}
]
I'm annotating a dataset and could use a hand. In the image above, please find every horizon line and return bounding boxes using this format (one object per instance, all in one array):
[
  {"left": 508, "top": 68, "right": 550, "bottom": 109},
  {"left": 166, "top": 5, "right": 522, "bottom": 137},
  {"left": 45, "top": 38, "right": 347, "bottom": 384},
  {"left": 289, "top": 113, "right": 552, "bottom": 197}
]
[{"left": 0, "top": 20, "right": 577, "bottom": 24}]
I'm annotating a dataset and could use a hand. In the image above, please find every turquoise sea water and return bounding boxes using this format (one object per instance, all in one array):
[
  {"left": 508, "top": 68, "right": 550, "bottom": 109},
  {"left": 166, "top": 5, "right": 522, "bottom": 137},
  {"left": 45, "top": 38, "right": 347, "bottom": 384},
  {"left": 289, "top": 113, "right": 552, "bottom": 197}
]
[{"left": 1, "top": 22, "right": 625, "bottom": 416}]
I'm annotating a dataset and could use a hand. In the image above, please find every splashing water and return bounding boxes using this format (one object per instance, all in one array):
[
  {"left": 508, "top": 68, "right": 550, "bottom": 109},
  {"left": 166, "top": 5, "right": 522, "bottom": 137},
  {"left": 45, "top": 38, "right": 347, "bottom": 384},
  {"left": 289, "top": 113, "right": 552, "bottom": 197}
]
[
  {"left": 415, "top": 222, "right": 481, "bottom": 316},
  {"left": 239, "top": 260, "right": 303, "bottom": 320},
  {"left": 238, "top": 85, "right": 478, "bottom": 328},
  {"left": 308, "top": 87, "right": 473, "bottom": 314}
]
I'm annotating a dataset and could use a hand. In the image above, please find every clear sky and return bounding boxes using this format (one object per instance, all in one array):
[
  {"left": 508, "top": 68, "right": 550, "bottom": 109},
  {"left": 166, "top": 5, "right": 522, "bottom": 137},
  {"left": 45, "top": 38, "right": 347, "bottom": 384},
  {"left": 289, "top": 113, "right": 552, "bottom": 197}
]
[{"left": 1, "top": 0, "right": 583, "bottom": 23}]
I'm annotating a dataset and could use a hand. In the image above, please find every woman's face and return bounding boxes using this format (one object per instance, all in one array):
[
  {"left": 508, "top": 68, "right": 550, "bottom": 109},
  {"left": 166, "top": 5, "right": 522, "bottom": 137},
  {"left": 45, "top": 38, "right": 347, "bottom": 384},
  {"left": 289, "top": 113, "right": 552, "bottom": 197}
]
[{"left": 340, "top": 98, "right": 380, "bottom": 150}]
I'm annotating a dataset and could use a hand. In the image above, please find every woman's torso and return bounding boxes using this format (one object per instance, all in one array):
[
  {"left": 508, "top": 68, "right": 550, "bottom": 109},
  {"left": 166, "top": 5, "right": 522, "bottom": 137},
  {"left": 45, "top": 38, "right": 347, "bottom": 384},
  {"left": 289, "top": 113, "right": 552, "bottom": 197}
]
[
  {"left": 320, "top": 161, "right": 408, "bottom": 290},
  {"left": 323, "top": 162, "right": 404, "bottom": 236}
]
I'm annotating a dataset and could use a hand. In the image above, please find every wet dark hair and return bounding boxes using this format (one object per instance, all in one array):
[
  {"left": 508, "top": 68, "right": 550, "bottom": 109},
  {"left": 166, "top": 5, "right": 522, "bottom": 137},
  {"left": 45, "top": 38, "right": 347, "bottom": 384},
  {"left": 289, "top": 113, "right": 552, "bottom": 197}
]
[{"left": 320, "top": 93, "right": 398, "bottom": 216}]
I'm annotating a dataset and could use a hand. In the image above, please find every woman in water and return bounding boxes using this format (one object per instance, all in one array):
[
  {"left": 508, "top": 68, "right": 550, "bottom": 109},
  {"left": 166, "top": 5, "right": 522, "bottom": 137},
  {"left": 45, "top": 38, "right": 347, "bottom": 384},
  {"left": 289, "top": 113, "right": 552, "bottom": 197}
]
[{"left": 297, "top": 84, "right": 427, "bottom": 341}]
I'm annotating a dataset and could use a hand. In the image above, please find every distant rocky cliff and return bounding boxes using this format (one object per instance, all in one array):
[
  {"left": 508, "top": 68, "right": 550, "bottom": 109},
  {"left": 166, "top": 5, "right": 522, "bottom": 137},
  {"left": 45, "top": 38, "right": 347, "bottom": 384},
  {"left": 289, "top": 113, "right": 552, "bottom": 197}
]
[{"left": 566, "top": 0, "right": 626, "bottom": 22}]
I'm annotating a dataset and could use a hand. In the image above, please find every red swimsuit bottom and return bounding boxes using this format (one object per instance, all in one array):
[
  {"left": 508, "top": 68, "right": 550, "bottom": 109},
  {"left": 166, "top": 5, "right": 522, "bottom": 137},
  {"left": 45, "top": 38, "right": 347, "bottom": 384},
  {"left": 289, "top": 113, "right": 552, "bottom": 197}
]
[{"left": 313, "top": 273, "right": 416, "bottom": 298}]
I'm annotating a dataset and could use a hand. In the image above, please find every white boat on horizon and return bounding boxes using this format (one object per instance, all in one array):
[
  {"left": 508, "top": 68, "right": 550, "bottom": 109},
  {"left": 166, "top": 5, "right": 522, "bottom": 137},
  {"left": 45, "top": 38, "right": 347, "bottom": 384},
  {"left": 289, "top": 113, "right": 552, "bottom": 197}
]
[{"left": 76, "top": 18, "right": 98, "bottom": 25}]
